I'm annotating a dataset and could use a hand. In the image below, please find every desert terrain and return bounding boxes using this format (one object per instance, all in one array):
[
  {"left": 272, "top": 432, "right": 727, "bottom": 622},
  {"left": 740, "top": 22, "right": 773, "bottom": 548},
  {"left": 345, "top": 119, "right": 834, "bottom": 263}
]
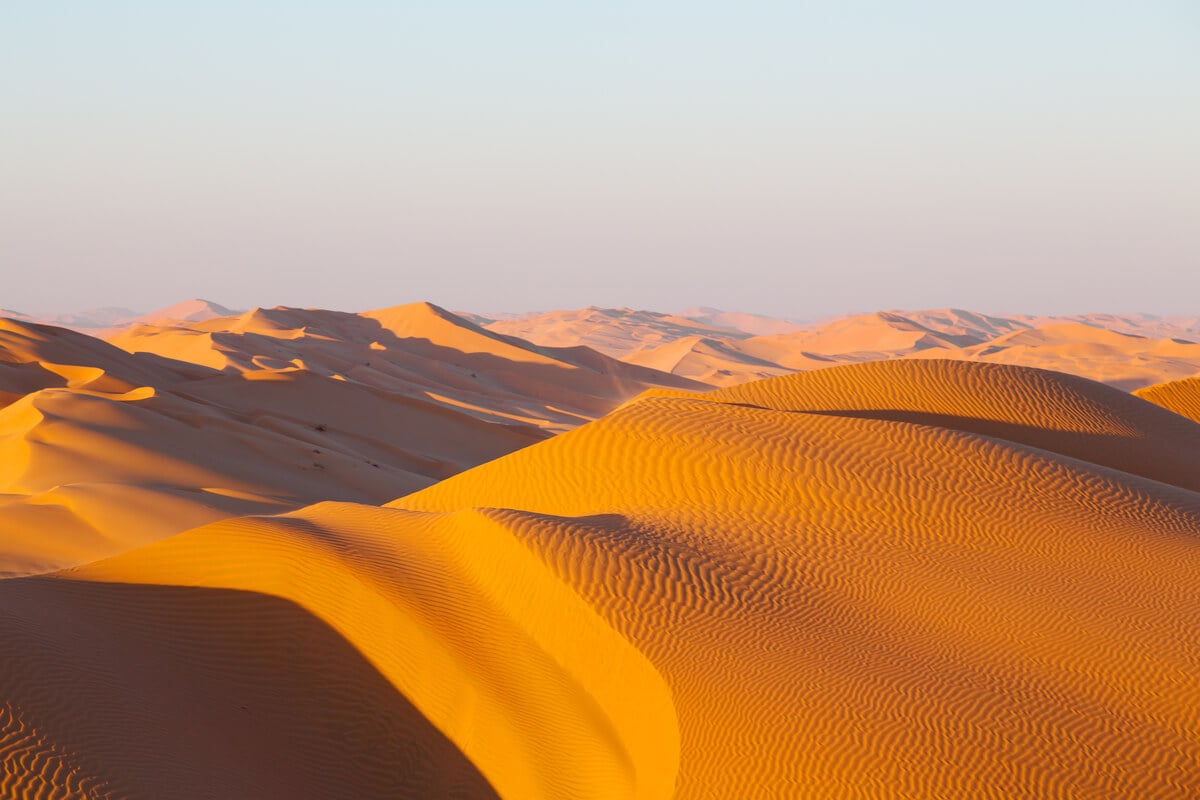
[{"left": 2, "top": 300, "right": 1199, "bottom": 798}]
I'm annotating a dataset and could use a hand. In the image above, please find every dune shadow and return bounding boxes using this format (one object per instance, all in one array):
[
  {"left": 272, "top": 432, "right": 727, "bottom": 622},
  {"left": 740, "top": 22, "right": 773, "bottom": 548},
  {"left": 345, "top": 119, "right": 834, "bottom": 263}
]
[
  {"left": 0, "top": 578, "right": 501, "bottom": 800},
  {"left": 798, "top": 407, "right": 1200, "bottom": 495}
]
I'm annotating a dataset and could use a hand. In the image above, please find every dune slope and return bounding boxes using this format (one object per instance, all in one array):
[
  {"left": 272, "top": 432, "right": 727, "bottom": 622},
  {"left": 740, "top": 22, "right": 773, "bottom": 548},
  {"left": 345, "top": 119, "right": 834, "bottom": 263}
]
[
  {"left": 0, "top": 315, "right": 545, "bottom": 576},
  {"left": 1136, "top": 375, "right": 1200, "bottom": 423},
  {"left": 112, "top": 302, "right": 707, "bottom": 431},
  {"left": 2, "top": 503, "right": 677, "bottom": 799},
  {"left": 392, "top": 359, "right": 1200, "bottom": 797}
]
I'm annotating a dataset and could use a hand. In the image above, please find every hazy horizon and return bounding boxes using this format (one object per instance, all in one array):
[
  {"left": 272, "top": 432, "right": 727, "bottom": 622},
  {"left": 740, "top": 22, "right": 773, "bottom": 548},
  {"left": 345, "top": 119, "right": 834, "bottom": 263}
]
[
  {"left": 10, "top": 296, "right": 1200, "bottom": 328},
  {"left": 4, "top": 2, "right": 1198, "bottom": 317}
]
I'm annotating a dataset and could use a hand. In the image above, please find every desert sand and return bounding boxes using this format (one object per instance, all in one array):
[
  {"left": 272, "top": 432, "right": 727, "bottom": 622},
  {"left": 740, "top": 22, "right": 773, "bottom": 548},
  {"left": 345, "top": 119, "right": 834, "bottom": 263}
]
[
  {"left": 1137, "top": 375, "right": 1200, "bottom": 423},
  {"left": 0, "top": 305, "right": 697, "bottom": 576},
  {"left": 491, "top": 306, "right": 1200, "bottom": 389},
  {"left": 2, "top": 303, "right": 1199, "bottom": 798}
]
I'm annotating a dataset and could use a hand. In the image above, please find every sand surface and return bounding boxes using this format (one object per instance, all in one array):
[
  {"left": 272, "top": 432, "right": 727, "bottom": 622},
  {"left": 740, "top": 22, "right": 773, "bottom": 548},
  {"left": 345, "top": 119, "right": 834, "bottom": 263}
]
[
  {"left": 484, "top": 306, "right": 1200, "bottom": 389},
  {"left": 3, "top": 355, "right": 1198, "bottom": 797},
  {"left": 1137, "top": 375, "right": 1200, "bottom": 423},
  {"left": 0, "top": 303, "right": 700, "bottom": 575}
]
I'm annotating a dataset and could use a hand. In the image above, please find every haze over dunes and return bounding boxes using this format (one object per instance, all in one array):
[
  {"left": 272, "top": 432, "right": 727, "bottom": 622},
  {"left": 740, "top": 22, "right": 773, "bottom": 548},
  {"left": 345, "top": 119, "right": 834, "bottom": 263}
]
[
  {"left": 1, "top": 355, "right": 1197, "bottom": 797},
  {"left": 484, "top": 306, "right": 1200, "bottom": 389}
]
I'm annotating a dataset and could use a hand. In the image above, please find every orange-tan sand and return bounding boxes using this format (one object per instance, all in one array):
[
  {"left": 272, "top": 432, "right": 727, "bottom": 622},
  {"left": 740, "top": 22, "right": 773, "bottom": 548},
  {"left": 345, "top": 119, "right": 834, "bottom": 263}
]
[
  {"left": 482, "top": 306, "right": 1200, "bottom": 389},
  {"left": 0, "top": 305, "right": 699, "bottom": 576},
  {"left": 1137, "top": 375, "right": 1200, "bottom": 423},
  {"left": 2, "top": 352, "right": 1198, "bottom": 797}
]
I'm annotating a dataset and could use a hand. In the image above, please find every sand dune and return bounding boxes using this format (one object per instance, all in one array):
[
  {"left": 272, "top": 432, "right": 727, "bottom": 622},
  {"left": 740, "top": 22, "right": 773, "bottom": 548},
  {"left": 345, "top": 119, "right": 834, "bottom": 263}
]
[
  {"left": 389, "top": 359, "right": 1200, "bottom": 797},
  {"left": 113, "top": 301, "right": 706, "bottom": 431},
  {"left": 2, "top": 502, "right": 677, "bottom": 799},
  {"left": 0, "top": 312, "right": 548, "bottom": 576},
  {"left": 1, "top": 302, "right": 698, "bottom": 575},
  {"left": 905, "top": 322, "right": 1200, "bottom": 390},
  {"left": 676, "top": 306, "right": 806, "bottom": 336},
  {"left": 478, "top": 306, "right": 1200, "bottom": 390},
  {"left": 625, "top": 335, "right": 792, "bottom": 386},
  {"left": 1136, "top": 374, "right": 1200, "bottom": 423},
  {"left": 4, "top": 359, "right": 1196, "bottom": 797},
  {"left": 1018, "top": 312, "right": 1200, "bottom": 343},
  {"left": 483, "top": 306, "right": 748, "bottom": 360}
]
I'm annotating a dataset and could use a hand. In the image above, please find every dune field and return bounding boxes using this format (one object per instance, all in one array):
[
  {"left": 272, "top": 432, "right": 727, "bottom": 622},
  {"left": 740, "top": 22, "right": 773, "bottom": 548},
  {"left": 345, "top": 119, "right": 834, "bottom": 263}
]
[{"left": 1, "top": 303, "right": 1199, "bottom": 798}]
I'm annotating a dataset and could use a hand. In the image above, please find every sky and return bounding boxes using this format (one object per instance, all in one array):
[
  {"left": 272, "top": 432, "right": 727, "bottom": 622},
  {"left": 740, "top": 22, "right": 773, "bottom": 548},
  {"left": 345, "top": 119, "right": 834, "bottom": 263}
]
[{"left": 3, "top": 1, "right": 1198, "bottom": 318}]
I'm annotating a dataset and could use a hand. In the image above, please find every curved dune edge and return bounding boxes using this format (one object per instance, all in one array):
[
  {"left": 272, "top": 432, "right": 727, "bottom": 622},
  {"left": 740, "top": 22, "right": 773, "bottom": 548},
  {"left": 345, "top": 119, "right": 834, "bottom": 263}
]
[
  {"left": 4, "top": 503, "right": 678, "bottom": 799},
  {"left": 640, "top": 359, "right": 1200, "bottom": 493},
  {"left": 392, "top": 360, "right": 1200, "bottom": 797},
  {"left": 1136, "top": 374, "right": 1200, "bottom": 423}
]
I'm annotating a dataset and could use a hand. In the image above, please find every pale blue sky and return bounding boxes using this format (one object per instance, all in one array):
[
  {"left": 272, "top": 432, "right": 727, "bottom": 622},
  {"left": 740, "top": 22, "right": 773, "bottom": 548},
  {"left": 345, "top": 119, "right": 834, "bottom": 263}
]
[{"left": 3, "top": 1, "right": 1198, "bottom": 317}]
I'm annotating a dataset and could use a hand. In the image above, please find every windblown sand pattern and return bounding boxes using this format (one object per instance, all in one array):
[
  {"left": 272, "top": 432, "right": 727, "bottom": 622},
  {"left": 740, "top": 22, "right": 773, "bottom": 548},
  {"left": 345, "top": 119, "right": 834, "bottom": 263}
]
[
  {"left": 2, "top": 358, "right": 1198, "bottom": 797},
  {"left": 1137, "top": 375, "right": 1200, "bottom": 423}
]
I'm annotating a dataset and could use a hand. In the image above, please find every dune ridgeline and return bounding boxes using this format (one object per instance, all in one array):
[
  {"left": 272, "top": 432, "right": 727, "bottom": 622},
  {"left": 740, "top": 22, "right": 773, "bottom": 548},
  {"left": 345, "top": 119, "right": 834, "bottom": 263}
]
[{"left": 1, "top": 303, "right": 1199, "bottom": 798}]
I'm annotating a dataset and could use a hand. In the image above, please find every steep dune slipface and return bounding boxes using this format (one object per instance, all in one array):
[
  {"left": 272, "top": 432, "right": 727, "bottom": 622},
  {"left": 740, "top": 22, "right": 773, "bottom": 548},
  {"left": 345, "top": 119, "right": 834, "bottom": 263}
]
[
  {"left": 1, "top": 504, "right": 678, "bottom": 799},
  {"left": 0, "top": 318, "right": 199, "bottom": 403},
  {"left": 625, "top": 336, "right": 792, "bottom": 386},
  {"left": 112, "top": 302, "right": 708, "bottom": 431},
  {"left": 1136, "top": 375, "right": 1200, "bottom": 423},
  {"left": 390, "top": 360, "right": 1200, "bottom": 797}
]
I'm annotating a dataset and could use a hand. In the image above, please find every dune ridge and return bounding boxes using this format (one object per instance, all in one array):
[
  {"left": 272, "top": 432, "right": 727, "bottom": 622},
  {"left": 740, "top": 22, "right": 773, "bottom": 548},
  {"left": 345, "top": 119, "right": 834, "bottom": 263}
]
[
  {"left": 388, "top": 359, "right": 1200, "bottom": 797},
  {"left": 474, "top": 306, "right": 1200, "bottom": 389},
  {"left": 112, "top": 302, "right": 707, "bottom": 431},
  {"left": 2, "top": 502, "right": 678, "bottom": 799},
  {"left": 1136, "top": 375, "right": 1200, "bottom": 423}
]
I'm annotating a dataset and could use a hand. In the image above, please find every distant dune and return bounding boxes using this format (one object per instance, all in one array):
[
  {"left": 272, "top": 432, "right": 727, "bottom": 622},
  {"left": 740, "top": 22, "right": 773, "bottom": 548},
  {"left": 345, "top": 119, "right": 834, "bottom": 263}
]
[
  {"left": 111, "top": 301, "right": 705, "bottom": 431},
  {"left": 484, "top": 306, "right": 746, "bottom": 359},
  {"left": 675, "top": 306, "right": 807, "bottom": 336},
  {"left": 482, "top": 306, "right": 1200, "bottom": 389}
]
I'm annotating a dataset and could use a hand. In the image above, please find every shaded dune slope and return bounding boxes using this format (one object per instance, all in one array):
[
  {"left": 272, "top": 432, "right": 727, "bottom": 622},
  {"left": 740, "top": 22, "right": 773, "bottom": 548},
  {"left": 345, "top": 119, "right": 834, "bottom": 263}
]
[
  {"left": 0, "top": 314, "right": 545, "bottom": 576},
  {"left": 2, "top": 504, "right": 678, "bottom": 799},
  {"left": 684, "top": 359, "right": 1200, "bottom": 493},
  {"left": 112, "top": 302, "right": 707, "bottom": 431}
]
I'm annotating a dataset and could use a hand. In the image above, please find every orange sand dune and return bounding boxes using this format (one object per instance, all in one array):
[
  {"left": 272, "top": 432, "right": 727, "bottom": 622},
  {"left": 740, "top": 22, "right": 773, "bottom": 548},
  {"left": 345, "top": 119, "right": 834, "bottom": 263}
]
[
  {"left": 3, "top": 360, "right": 1194, "bottom": 796},
  {"left": 484, "top": 306, "right": 1200, "bottom": 390},
  {"left": 625, "top": 335, "right": 792, "bottom": 386},
  {"left": 389, "top": 359, "right": 1200, "bottom": 797},
  {"left": 0, "top": 317, "right": 201, "bottom": 401},
  {"left": 113, "top": 302, "right": 707, "bottom": 431},
  {"left": 1136, "top": 374, "right": 1200, "bottom": 423},
  {"left": 738, "top": 311, "right": 992, "bottom": 368},
  {"left": 0, "top": 313, "right": 546, "bottom": 576},
  {"left": 0, "top": 372, "right": 541, "bottom": 576},
  {"left": 2, "top": 502, "right": 677, "bottom": 799},
  {"left": 905, "top": 322, "right": 1200, "bottom": 390},
  {"left": 1017, "top": 312, "right": 1200, "bottom": 343}
]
